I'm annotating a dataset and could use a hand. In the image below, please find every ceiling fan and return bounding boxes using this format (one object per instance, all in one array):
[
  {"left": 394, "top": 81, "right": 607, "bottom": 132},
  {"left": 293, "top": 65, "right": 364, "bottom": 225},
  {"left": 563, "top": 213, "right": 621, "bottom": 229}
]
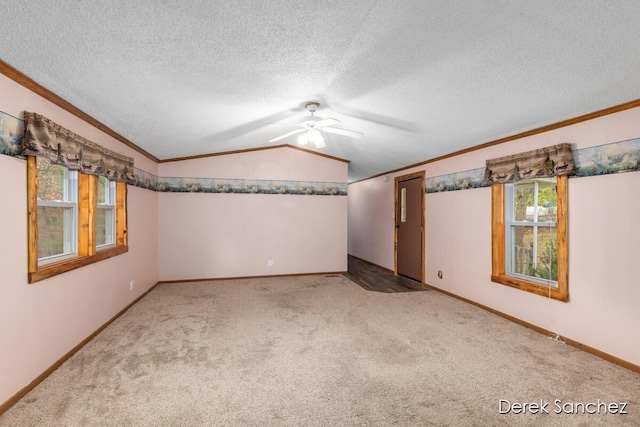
[{"left": 268, "top": 102, "right": 363, "bottom": 148}]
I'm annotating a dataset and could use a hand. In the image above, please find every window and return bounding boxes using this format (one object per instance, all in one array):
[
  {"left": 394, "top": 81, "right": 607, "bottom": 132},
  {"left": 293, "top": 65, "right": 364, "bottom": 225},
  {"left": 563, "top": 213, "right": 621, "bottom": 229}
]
[
  {"left": 491, "top": 175, "right": 568, "bottom": 301},
  {"left": 23, "top": 111, "right": 133, "bottom": 283},
  {"left": 96, "top": 176, "right": 116, "bottom": 248},
  {"left": 36, "top": 157, "right": 78, "bottom": 264},
  {"left": 506, "top": 178, "right": 558, "bottom": 285},
  {"left": 27, "top": 157, "right": 128, "bottom": 283}
]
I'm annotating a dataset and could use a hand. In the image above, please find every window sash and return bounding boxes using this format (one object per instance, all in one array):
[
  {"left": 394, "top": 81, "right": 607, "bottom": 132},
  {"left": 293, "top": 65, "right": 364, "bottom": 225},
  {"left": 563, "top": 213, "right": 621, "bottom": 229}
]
[
  {"left": 504, "top": 180, "right": 558, "bottom": 287},
  {"left": 37, "top": 205, "right": 78, "bottom": 264},
  {"left": 506, "top": 224, "right": 558, "bottom": 288},
  {"left": 97, "top": 176, "right": 116, "bottom": 204},
  {"left": 37, "top": 167, "right": 78, "bottom": 265},
  {"left": 96, "top": 178, "right": 116, "bottom": 248},
  {"left": 96, "top": 205, "right": 116, "bottom": 248}
]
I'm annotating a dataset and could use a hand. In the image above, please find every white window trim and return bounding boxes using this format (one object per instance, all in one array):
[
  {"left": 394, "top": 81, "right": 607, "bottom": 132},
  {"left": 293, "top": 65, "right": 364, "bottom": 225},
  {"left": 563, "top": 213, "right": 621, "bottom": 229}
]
[
  {"left": 37, "top": 169, "right": 79, "bottom": 265},
  {"left": 504, "top": 180, "right": 558, "bottom": 288},
  {"left": 96, "top": 178, "right": 116, "bottom": 249}
]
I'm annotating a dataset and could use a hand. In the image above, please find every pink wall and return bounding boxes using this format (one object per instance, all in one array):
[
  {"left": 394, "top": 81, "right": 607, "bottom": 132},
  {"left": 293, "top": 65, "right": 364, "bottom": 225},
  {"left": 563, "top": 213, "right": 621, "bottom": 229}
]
[
  {"left": 158, "top": 148, "right": 348, "bottom": 281},
  {"left": 0, "top": 75, "right": 159, "bottom": 406},
  {"left": 0, "top": 73, "right": 348, "bottom": 407},
  {"left": 347, "top": 176, "right": 395, "bottom": 270},
  {"left": 162, "top": 147, "right": 346, "bottom": 182},
  {"left": 3, "top": 59, "right": 636, "bottom": 411},
  {"left": 349, "top": 107, "right": 640, "bottom": 366}
]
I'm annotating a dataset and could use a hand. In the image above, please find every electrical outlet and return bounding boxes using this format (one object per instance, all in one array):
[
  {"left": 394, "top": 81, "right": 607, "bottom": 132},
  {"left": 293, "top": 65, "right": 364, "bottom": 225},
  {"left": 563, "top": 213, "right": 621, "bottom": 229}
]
[
  {"left": 437, "top": 271, "right": 443, "bottom": 279},
  {"left": 267, "top": 260, "right": 275, "bottom": 267},
  {"left": 129, "top": 280, "right": 135, "bottom": 291}
]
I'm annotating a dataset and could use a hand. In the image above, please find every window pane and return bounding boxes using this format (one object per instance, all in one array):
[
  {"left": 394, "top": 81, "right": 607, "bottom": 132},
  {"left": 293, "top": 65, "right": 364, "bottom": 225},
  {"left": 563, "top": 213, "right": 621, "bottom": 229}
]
[
  {"left": 534, "top": 225, "right": 558, "bottom": 282},
  {"left": 511, "top": 225, "right": 531, "bottom": 276},
  {"left": 96, "top": 208, "right": 115, "bottom": 247},
  {"left": 537, "top": 181, "right": 557, "bottom": 222},
  {"left": 513, "top": 178, "right": 557, "bottom": 222},
  {"left": 37, "top": 206, "right": 75, "bottom": 258},
  {"left": 97, "top": 176, "right": 107, "bottom": 204},
  {"left": 37, "top": 157, "right": 65, "bottom": 202},
  {"left": 513, "top": 182, "right": 534, "bottom": 222},
  {"left": 510, "top": 224, "right": 558, "bottom": 284},
  {"left": 97, "top": 177, "right": 116, "bottom": 247},
  {"left": 98, "top": 176, "right": 116, "bottom": 205}
]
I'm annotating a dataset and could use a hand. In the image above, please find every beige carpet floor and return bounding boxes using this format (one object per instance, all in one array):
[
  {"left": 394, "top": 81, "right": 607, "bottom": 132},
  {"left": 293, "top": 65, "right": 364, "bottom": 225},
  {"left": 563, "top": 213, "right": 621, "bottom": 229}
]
[{"left": 1, "top": 275, "right": 638, "bottom": 426}]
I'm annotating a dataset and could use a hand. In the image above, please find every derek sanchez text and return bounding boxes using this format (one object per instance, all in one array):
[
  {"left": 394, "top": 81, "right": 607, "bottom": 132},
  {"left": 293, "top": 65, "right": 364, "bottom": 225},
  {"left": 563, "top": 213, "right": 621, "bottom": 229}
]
[{"left": 499, "top": 399, "right": 628, "bottom": 415}]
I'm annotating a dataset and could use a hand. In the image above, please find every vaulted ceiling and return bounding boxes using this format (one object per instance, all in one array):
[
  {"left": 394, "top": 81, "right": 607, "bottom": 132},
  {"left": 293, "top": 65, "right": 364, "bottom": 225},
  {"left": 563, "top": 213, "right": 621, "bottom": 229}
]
[{"left": 2, "top": 1, "right": 640, "bottom": 181}]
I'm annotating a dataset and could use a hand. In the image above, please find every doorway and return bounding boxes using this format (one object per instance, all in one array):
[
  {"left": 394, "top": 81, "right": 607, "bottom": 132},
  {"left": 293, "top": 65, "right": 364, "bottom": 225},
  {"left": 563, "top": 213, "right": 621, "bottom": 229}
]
[{"left": 394, "top": 171, "right": 425, "bottom": 283}]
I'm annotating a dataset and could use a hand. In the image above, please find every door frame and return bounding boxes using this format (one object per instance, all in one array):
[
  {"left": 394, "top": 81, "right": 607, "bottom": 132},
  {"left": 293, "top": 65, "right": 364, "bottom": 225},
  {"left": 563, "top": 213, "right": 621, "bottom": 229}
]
[{"left": 394, "top": 171, "right": 426, "bottom": 284}]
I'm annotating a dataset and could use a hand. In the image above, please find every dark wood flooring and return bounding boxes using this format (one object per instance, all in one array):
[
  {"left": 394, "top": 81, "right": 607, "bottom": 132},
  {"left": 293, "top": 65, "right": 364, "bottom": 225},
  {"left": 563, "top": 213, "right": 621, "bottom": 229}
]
[{"left": 345, "top": 255, "right": 429, "bottom": 293}]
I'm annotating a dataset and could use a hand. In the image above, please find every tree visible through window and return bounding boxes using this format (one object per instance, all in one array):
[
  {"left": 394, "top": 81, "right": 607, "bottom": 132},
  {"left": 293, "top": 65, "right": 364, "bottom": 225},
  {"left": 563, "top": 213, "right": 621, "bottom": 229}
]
[
  {"left": 96, "top": 176, "right": 116, "bottom": 248},
  {"left": 506, "top": 178, "right": 557, "bottom": 286},
  {"left": 36, "top": 157, "right": 78, "bottom": 262}
]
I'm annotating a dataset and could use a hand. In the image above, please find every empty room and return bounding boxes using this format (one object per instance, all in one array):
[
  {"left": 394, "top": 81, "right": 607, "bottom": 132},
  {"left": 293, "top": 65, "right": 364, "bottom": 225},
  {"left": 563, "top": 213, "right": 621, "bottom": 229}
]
[{"left": 1, "top": 1, "right": 639, "bottom": 425}]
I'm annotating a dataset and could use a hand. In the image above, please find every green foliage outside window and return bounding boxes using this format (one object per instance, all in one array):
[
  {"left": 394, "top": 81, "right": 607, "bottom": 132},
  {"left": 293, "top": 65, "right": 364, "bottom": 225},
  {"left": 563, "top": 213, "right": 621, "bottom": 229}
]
[
  {"left": 527, "top": 240, "right": 558, "bottom": 281},
  {"left": 37, "top": 158, "right": 68, "bottom": 259}
]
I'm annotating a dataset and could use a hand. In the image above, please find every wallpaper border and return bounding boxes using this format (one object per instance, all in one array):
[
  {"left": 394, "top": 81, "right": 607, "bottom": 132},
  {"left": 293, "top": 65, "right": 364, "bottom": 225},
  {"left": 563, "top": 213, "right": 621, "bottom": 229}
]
[
  {"left": 2, "top": 110, "right": 638, "bottom": 195},
  {"left": 154, "top": 175, "right": 347, "bottom": 196},
  {"left": 426, "top": 137, "right": 640, "bottom": 193},
  {"left": 0, "top": 110, "right": 24, "bottom": 157},
  {"left": 0, "top": 110, "right": 347, "bottom": 196}
]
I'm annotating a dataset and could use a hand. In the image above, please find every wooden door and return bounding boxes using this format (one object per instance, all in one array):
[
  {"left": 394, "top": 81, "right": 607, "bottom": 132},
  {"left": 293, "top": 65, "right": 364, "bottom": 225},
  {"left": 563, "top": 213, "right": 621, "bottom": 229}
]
[{"left": 395, "top": 173, "right": 424, "bottom": 282}]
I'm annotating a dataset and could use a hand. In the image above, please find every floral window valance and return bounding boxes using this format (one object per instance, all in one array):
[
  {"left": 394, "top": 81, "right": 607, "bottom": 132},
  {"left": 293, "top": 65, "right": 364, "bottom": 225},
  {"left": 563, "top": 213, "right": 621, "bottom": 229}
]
[
  {"left": 484, "top": 143, "right": 576, "bottom": 184},
  {"left": 21, "top": 112, "right": 134, "bottom": 182}
]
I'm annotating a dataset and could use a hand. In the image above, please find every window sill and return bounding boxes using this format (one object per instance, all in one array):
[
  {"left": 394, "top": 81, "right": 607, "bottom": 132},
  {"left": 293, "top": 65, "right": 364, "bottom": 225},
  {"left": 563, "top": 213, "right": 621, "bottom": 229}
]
[
  {"left": 29, "top": 246, "right": 128, "bottom": 284},
  {"left": 491, "top": 274, "right": 568, "bottom": 302}
]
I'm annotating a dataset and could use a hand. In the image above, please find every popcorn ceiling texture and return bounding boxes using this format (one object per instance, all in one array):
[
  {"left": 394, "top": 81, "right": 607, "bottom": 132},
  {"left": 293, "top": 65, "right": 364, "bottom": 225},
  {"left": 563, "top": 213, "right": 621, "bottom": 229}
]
[{"left": 1, "top": 1, "right": 640, "bottom": 181}]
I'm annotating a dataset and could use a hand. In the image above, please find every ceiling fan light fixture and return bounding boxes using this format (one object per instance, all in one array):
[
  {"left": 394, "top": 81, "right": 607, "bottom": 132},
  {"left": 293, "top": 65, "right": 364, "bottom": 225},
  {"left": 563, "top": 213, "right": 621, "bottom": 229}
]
[
  {"left": 269, "top": 101, "right": 360, "bottom": 147},
  {"left": 298, "top": 129, "right": 325, "bottom": 148}
]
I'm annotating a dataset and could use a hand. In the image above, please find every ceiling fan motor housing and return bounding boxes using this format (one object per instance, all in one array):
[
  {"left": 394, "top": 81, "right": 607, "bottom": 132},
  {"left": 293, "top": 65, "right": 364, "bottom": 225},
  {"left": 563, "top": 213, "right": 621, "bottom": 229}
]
[{"left": 305, "top": 102, "right": 320, "bottom": 114}]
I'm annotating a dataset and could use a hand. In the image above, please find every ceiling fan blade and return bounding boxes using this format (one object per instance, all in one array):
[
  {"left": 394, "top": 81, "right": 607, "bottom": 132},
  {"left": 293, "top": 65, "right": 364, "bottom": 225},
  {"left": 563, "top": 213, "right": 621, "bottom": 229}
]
[
  {"left": 269, "top": 127, "right": 307, "bottom": 143},
  {"left": 321, "top": 127, "right": 363, "bottom": 139},
  {"left": 328, "top": 103, "right": 420, "bottom": 133},
  {"left": 315, "top": 118, "right": 341, "bottom": 129}
]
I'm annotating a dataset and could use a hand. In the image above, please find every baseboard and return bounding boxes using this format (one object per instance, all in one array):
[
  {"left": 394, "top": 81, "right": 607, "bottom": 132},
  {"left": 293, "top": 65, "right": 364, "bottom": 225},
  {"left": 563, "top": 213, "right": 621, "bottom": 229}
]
[
  {"left": 423, "top": 282, "right": 640, "bottom": 374},
  {"left": 158, "top": 271, "right": 348, "bottom": 284},
  {"left": 0, "top": 282, "right": 159, "bottom": 416}
]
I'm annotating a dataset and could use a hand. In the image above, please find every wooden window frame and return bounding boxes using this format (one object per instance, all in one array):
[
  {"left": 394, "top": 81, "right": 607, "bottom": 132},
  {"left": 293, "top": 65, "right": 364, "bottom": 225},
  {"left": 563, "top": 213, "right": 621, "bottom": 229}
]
[
  {"left": 27, "top": 156, "right": 128, "bottom": 283},
  {"left": 491, "top": 175, "right": 568, "bottom": 301}
]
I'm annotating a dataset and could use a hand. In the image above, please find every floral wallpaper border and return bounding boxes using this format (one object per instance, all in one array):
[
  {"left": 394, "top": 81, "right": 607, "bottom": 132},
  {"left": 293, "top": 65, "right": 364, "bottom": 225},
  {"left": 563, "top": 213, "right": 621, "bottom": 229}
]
[{"left": 2, "top": 110, "right": 638, "bottom": 195}]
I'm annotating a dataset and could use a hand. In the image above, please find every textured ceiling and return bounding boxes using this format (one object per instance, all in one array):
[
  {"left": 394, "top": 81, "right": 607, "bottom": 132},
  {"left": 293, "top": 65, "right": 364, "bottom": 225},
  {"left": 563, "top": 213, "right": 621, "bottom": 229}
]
[{"left": 2, "top": 1, "right": 640, "bottom": 181}]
